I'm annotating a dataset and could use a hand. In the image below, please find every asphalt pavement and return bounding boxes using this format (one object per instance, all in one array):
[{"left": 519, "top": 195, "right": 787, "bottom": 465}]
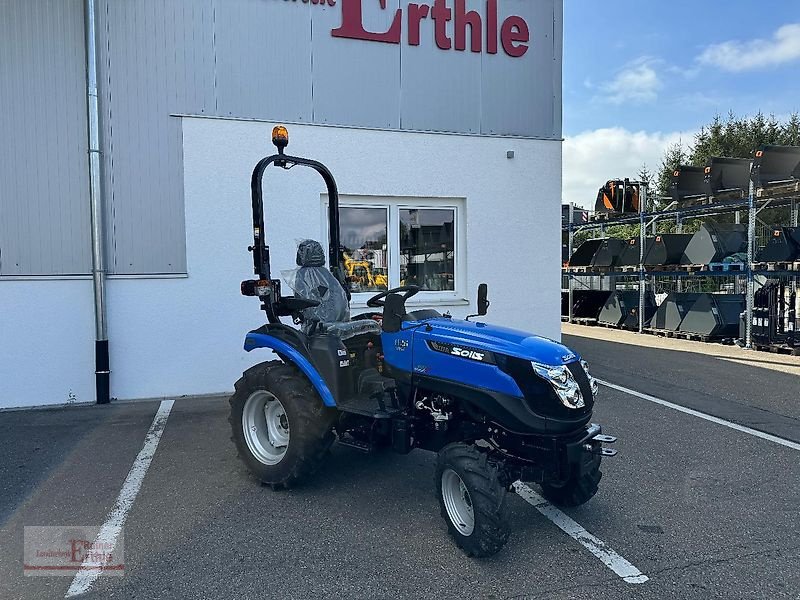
[{"left": 2, "top": 332, "right": 799, "bottom": 600}]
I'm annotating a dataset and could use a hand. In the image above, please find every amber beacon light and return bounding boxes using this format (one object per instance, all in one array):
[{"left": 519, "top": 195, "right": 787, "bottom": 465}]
[{"left": 272, "top": 125, "right": 289, "bottom": 152}]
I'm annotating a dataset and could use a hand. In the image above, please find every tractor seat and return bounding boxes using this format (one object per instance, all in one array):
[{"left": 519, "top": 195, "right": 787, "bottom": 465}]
[{"left": 291, "top": 240, "right": 381, "bottom": 340}]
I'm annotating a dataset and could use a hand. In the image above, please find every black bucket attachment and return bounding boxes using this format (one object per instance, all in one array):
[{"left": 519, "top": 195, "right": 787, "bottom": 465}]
[
  {"left": 752, "top": 145, "right": 800, "bottom": 188},
  {"left": 617, "top": 237, "right": 654, "bottom": 267},
  {"left": 678, "top": 293, "right": 745, "bottom": 338},
  {"left": 569, "top": 239, "right": 604, "bottom": 267},
  {"left": 704, "top": 157, "right": 751, "bottom": 197},
  {"left": 565, "top": 290, "right": 613, "bottom": 319},
  {"left": 644, "top": 233, "right": 693, "bottom": 265},
  {"left": 756, "top": 227, "right": 800, "bottom": 262},
  {"left": 594, "top": 179, "right": 640, "bottom": 214},
  {"left": 681, "top": 220, "right": 747, "bottom": 265},
  {"left": 598, "top": 290, "right": 656, "bottom": 329},
  {"left": 652, "top": 292, "right": 703, "bottom": 330},
  {"left": 670, "top": 166, "right": 707, "bottom": 206},
  {"left": 591, "top": 238, "right": 627, "bottom": 268}
]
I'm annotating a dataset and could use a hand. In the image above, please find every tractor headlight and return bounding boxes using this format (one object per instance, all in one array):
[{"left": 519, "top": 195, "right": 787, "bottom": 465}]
[
  {"left": 531, "top": 362, "right": 585, "bottom": 409},
  {"left": 581, "top": 359, "right": 599, "bottom": 398}
]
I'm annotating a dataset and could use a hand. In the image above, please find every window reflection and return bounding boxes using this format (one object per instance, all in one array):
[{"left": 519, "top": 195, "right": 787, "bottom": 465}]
[
  {"left": 399, "top": 209, "right": 455, "bottom": 291},
  {"left": 340, "top": 207, "right": 389, "bottom": 292}
]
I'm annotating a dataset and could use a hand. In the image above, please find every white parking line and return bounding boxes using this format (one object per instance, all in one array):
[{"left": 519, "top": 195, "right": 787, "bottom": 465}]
[
  {"left": 598, "top": 379, "right": 800, "bottom": 452},
  {"left": 513, "top": 482, "right": 648, "bottom": 584},
  {"left": 65, "top": 400, "right": 174, "bottom": 598}
]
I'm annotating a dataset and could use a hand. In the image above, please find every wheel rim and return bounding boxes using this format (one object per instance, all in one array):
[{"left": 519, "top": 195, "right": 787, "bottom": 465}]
[
  {"left": 242, "top": 390, "right": 290, "bottom": 465},
  {"left": 441, "top": 468, "right": 475, "bottom": 536}
]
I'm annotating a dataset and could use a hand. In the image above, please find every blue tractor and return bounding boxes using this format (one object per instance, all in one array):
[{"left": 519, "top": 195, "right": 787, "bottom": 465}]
[{"left": 230, "top": 127, "right": 616, "bottom": 557}]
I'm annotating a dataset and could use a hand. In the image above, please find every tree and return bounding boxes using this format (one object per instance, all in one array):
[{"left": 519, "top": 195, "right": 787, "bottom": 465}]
[
  {"left": 656, "top": 112, "right": 800, "bottom": 199},
  {"left": 653, "top": 112, "right": 800, "bottom": 228}
]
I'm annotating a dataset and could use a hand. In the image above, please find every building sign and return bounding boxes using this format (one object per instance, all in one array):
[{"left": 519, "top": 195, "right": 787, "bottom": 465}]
[
  {"left": 331, "top": 0, "right": 529, "bottom": 57},
  {"left": 284, "top": 0, "right": 530, "bottom": 57}
]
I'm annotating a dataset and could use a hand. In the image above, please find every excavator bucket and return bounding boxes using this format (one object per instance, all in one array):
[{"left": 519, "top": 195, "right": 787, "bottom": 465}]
[
  {"left": 568, "top": 239, "right": 604, "bottom": 267},
  {"left": 652, "top": 292, "right": 703, "bottom": 331},
  {"left": 598, "top": 290, "right": 656, "bottom": 329},
  {"left": 704, "top": 157, "right": 751, "bottom": 198},
  {"left": 645, "top": 233, "right": 693, "bottom": 265},
  {"left": 594, "top": 179, "right": 640, "bottom": 214},
  {"left": 678, "top": 293, "right": 745, "bottom": 338},
  {"left": 756, "top": 227, "right": 800, "bottom": 262},
  {"left": 591, "top": 238, "right": 627, "bottom": 268},
  {"left": 564, "top": 290, "right": 613, "bottom": 319},
  {"left": 681, "top": 220, "right": 747, "bottom": 265},
  {"left": 669, "top": 165, "right": 707, "bottom": 206},
  {"left": 752, "top": 145, "right": 800, "bottom": 188},
  {"left": 617, "top": 237, "right": 654, "bottom": 267}
]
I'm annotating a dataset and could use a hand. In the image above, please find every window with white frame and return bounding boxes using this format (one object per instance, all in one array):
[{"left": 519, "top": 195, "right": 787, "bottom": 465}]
[{"left": 326, "top": 197, "right": 464, "bottom": 302}]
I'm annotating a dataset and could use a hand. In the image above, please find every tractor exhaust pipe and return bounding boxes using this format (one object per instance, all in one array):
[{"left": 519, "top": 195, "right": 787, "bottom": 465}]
[{"left": 84, "top": 0, "right": 110, "bottom": 404}]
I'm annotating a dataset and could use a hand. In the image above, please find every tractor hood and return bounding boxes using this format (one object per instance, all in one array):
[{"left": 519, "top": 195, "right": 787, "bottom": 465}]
[{"left": 419, "top": 318, "right": 579, "bottom": 366}]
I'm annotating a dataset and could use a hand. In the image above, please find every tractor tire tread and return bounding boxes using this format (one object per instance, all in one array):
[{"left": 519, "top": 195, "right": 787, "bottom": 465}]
[
  {"left": 436, "top": 443, "right": 510, "bottom": 558},
  {"left": 229, "top": 360, "right": 335, "bottom": 488}
]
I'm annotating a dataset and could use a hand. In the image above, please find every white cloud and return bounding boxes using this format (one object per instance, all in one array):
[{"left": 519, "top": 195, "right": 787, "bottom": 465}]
[
  {"left": 599, "top": 57, "right": 662, "bottom": 105},
  {"left": 563, "top": 127, "right": 694, "bottom": 209},
  {"left": 698, "top": 23, "right": 800, "bottom": 72}
]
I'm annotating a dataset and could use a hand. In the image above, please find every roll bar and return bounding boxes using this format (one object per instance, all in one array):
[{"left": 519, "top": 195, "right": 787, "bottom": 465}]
[{"left": 246, "top": 128, "right": 349, "bottom": 323}]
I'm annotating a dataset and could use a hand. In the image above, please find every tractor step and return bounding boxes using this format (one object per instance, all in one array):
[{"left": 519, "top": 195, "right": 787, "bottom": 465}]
[
  {"left": 592, "top": 434, "right": 617, "bottom": 443},
  {"left": 336, "top": 435, "right": 373, "bottom": 453},
  {"left": 336, "top": 394, "right": 402, "bottom": 419}
]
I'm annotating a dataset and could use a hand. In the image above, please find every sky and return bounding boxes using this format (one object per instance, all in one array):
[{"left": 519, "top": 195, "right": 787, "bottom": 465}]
[{"left": 562, "top": 0, "right": 800, "bottom": 208}]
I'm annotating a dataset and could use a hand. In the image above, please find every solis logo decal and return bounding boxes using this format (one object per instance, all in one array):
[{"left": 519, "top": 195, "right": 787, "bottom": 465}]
[
  {"left": 428, "top": 340, "right": 495, "bottom": 364},
  {"left": 285, "top": 0, "right": 531, "bottom": 57}
]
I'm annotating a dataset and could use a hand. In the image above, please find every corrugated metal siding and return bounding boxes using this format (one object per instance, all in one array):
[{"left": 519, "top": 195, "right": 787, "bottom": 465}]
[
  {"left": 214, "top": 0, "right": 313, "bottom": 122},
  {"left": 311, "top": 0, "right": 401, "bottom": 129},
  {"left": 480, "top": 0, "right": 558, "bottom": 137},
  {"left": 97, "top": 0, "right": 216, "bottom": 274},
  {"left": 0, "top": 0, "right": 92, "bottom": 275},
  {"left": 399, "top": 0, "right": 483, "bottom": 134}
]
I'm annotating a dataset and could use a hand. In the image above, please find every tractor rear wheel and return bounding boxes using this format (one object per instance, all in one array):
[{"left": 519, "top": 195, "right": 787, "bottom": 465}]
[
  {"left": 540, "top": 456, "right": 602, "bottom": 507},
  {"left": 435, "top": 443, "right": 510, "bottom": 558},
  {"left": 229, "top": 361, "right": 336, "bottom": 489}
]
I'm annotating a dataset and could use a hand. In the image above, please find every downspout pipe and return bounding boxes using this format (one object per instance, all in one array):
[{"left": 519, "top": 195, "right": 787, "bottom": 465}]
[{"left": 84, "top": 0, "right": 110, "bottom": 404}]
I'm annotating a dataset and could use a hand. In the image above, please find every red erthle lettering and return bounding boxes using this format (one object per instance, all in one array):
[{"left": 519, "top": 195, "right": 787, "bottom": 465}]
[{"left": 332, "top": 0, "right": 529, "bottom": 57}]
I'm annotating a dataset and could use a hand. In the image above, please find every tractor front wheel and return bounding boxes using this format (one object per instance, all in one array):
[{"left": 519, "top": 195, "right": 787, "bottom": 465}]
[
  {"left": 435, "top": 443, "right": 510, "bottom": 558},
  {"left": 229, "top": 361, "right": 336, "bottom": 489}
]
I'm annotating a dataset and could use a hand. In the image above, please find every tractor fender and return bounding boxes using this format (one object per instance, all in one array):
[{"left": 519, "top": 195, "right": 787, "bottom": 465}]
[{"left": 243, "top": 332, "right": 337, "bottom": 407}]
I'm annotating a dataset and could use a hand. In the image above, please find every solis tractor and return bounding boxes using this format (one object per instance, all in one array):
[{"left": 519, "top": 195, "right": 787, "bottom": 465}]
[{"left": 230, "top": 126, "right": 617, "bottom": 557}]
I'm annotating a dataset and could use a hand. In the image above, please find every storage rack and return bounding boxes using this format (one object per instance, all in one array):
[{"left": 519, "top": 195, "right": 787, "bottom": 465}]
[{"left": 563, "top": 182, "right": 800, "bottom": 349}]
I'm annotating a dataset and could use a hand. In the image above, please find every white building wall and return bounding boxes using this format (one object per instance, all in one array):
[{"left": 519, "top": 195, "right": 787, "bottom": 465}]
[{"left": 0, "top": 118, "right": 561, "bottom": 408}]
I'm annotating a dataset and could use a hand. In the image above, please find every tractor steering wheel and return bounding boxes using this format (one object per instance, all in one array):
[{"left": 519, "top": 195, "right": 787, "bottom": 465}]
[{"left": 366, "top": 285, "right": 421, "bottom": 308}]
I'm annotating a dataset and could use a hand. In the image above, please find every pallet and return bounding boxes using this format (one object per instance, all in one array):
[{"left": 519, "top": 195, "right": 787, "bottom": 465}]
[
  {"left": 645, "top": 264, "right": 681, "bottom": 272},
  {"left": 596, "top": 322, "right": 620, "bottom": 329},
  {"left": 684, "top": 264, "right": 706, "bottom": 273},
  {"left": 644, "top": 327, "right": 676, "bottom": 338},
  {"left": 673, "top": 331, "right": 713, "bottom": 343},
  {"left": 573, "top": 317, "right": 598, "bottom": 326},
  {"left": 566, "top": 266, "right": 592, "bottom": 274},
  {"left": 752, "top": 261, "right": 798, "bottom": 272},
  {"left": 753, "top": 343, "right": 800, "bottom": 356},
  {"left": 756, "top": 181, "right": 800, "bottom": 199},
  {"left": 708, "top": 262, "right": 745, "bottom": 272},
  {"left": 618, "top": 265, "right": 639, "bottom": 273}
]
